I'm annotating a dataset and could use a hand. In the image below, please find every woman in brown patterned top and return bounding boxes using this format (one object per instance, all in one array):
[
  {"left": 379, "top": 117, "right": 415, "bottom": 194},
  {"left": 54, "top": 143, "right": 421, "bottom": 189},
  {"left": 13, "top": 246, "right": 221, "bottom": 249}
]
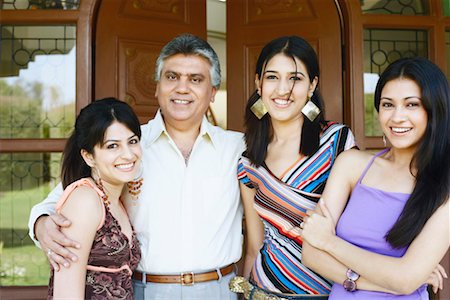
[{"left": 48, "top": 98, "right": 142, "bottom": 299}]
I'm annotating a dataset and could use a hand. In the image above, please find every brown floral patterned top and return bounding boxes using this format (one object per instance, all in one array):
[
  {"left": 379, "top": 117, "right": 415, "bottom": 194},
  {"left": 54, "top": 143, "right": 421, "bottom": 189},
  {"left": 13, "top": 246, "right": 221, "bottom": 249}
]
[{"left": 48, "top": 178, "right": 141, "bottom": 300}]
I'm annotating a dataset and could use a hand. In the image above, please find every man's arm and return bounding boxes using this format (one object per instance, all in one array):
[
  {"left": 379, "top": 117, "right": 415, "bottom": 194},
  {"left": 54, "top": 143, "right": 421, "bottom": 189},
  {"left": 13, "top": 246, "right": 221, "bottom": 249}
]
[
  {"left": 28, "top": 182, "right": 62, "bottom": 244},
  {"left": 28, "top": 182, "right": 80, "bottom": 270}
]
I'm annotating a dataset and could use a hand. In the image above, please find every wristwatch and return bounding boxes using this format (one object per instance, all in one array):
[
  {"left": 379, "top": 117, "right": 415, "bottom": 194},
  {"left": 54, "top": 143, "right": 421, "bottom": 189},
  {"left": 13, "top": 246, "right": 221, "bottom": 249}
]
[{"left": 343, "top": 268, "right": 360, "bottom": 292}]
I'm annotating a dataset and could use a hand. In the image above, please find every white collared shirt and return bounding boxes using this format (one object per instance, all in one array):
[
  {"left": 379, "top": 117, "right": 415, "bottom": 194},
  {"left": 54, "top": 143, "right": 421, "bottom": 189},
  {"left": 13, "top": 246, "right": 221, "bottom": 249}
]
[{"left": 29, "top": 110, "right": 245, "bottom": 274}]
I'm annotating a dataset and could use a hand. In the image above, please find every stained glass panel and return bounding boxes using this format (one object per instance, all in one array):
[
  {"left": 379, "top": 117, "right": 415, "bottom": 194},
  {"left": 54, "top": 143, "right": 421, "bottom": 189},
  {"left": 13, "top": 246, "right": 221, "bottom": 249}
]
[
  {"left": 443, "top": 0, "right": 450, "bottom": 16},
  {"left": 0, "top": 152, "right": 61, "bottom": 286},
  {"left": 360, "top": 0, "right": 428, "bottom": 15},
  {"left": 0, "top": 0, "right": 79, "bottom": 10},
  {"left": 0, "top": 25, "right": 76, "bottom": 138},
  {"left": 363, "top": 29, "right": 428, "bottom": 136}
]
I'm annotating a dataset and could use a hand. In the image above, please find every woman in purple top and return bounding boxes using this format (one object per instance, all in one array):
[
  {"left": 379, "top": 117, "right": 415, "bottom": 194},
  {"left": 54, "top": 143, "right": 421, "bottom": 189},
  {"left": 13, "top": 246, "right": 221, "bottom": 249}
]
[{"left": 301, "top": 57, "right": 450, "bottom": 299}]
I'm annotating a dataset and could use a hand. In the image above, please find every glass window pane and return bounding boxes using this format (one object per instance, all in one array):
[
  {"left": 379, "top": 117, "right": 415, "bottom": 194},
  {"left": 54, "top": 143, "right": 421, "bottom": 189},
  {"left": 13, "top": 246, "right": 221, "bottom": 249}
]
[
  {"left": 360, "top": 0, "right": 428, "bottom": 15},
  {"left": 446, "top": 31, "right": 450, "bottom": 82},
  {"left": 363, "top": 29, "right": 428, "bottom": 136},
  {"left": 0, "top": 25, "right": 76, "bottom": 138},
  {"left": 0, "top": 152, "right": 61, "bottom": 286},
  {"left": 0, "top": 0, "right": 79, "bottom": 10},
  {"left": 444, "top": 0, "right": 450, "bottom": 16}
]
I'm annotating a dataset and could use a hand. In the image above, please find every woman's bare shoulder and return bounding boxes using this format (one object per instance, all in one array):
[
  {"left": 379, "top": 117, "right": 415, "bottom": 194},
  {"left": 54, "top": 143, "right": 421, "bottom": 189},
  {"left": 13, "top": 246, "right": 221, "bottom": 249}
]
[
  {"left": 336, "top": 148, "right": 373, "bottom": 166},
  {"left": 60, "top": 185, "right": 103, "bottom": 220}
]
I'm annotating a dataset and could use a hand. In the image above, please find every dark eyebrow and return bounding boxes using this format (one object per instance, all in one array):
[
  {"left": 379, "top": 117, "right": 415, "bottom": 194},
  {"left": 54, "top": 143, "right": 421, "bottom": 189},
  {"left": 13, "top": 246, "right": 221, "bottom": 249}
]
[
  {"left": 103, "top": 134, "right": 138, "bottom": 144},
  {"left": 189, "top": 73, "right": 205, "bottom": 78},
  {"left": 164, "top": 70, "right": 179, "bottom": 75},
  {"left": 405, "top": 96, "right": 422, "bottom": 100},
  {"left": 380, "top": 96, "right": 422, "bottom": 101},
  {"left": 263, "top": 70, "right": 305, "bottom": 77}
]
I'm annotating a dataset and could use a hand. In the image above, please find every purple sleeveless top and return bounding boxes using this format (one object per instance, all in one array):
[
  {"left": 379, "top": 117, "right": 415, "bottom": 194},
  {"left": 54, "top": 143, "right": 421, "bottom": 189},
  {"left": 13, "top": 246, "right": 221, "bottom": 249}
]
[{"left": 330, "top": 149, "right": 428, "bottom": 299}]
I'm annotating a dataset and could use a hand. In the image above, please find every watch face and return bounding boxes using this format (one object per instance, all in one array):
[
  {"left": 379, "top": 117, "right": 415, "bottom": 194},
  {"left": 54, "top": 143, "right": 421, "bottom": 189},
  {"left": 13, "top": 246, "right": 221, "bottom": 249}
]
[
  {"left": 343, "top": 278, "right": 356, "bottom": 292},
  {"left": 346, "top": 269, "right": 360, "bottom": 281}
]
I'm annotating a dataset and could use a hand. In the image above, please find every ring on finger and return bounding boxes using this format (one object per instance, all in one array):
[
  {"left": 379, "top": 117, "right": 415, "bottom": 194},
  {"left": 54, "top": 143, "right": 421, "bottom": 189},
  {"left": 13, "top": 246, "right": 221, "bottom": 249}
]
[{"left": 47, "top": 249, "right": 53, "bottom": 256}]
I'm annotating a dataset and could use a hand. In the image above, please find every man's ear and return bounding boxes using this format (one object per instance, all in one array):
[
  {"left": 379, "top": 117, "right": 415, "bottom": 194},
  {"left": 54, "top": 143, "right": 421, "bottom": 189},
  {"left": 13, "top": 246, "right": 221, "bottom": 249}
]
[
  {"left": 210, "top": 87, "right": 217, "bottom": 103},
  {"left": 155, "top": 82, "right": 159, "bottom": 98},
  {"left": 80, "top": 149, "right": 95, "bottom": 167}
]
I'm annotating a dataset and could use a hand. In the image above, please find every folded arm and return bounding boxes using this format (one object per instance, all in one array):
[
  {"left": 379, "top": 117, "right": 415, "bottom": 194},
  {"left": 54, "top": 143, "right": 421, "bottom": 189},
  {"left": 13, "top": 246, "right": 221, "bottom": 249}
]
[
  {"left": 302, "top": 151, "right": 399, "bottom": 293},
  {"left": 302, "top": 240, "right": 399, "bottom": 294},
  {"left": 302, "top": 150, "right": 449, "bottom": 294},
  {"left": 309, "top": 200, "right": 449, "bottom": 294}
]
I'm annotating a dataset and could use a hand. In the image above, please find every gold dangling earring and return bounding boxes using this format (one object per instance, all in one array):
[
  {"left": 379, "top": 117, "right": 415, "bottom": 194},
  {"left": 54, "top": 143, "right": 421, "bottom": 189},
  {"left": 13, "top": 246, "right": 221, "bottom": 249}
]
[
  {"left": 127, "top": 162, "right": 143, "bottom": 201},
  {"left": 92, "top": 168, "right": 110, "bottom": 207},
  {"left": 250, "top": 97, "right": 268, "bottom": 119},
  {"left": 301, "top": 95, "right": 321, "bottom": 122},
  {"left": 127, "top": 178, "right": 143, "bottom": 200},
  {"left": 382, "top": 135, "right": 387, "bottom": 148}
]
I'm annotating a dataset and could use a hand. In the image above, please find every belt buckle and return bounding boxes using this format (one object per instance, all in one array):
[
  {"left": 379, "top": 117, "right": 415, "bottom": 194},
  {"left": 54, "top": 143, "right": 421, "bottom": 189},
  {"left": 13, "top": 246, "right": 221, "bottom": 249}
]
[{"left": 180, "top": 272, "right": 194, "bottom": 285}]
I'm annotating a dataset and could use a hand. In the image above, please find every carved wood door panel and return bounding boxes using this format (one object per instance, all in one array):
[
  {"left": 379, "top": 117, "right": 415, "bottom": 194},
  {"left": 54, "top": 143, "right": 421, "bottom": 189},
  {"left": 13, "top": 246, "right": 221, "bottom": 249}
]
[
  {"left": 226, "top": 0, "right": 342, "bottom": 131},
  {"left": 94, "top": 0, "right": 207, "bottom": 123}
]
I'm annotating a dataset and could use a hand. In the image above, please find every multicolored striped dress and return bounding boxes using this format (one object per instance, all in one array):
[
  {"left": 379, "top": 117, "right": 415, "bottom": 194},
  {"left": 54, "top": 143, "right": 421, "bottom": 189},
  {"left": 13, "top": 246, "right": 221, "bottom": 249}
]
[{"left": 238, "top": 122, "right": 356, "bottom": 295}]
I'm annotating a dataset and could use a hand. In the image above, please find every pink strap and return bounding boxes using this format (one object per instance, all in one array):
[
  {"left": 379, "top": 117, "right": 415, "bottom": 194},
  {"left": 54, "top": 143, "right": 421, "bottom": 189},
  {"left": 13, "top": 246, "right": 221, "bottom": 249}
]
[
  {"left": 86, "top": 264, "right": 132, "bottom": 275},
  {"left": 55, "top": 178, "right": 106, "bottom": 230}
]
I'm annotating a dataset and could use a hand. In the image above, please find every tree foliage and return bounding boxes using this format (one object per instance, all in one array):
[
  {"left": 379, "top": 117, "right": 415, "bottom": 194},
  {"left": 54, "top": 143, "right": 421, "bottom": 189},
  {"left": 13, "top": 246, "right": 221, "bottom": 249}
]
[{"left": 0, "top": 79, "right": 73, "bottom": 190}]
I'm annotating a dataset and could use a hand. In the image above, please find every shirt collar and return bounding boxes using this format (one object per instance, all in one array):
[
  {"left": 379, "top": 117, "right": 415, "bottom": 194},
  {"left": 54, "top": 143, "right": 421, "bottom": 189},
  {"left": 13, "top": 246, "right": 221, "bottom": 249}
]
[
  {"left": 144, "top": 110, "right": 166, "bottom": 146},
  {"left": 144, "top": 110, "right": 217, "bottom": 148}
]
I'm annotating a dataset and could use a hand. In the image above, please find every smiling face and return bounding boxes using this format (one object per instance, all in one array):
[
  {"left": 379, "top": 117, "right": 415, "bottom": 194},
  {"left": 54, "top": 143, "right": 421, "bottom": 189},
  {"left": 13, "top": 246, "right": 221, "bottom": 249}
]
[
  {"left": 155, "top": 53, "right": 217, "bottom": 129},
  {"left": 82, "top": 121, "right": 142, "bottom": 186},
  {"left": 378, "top": 78, "right": 428, "bottom": 151},
  {"left": 256, "top": 53, "right": 318, "bottom": 124}
]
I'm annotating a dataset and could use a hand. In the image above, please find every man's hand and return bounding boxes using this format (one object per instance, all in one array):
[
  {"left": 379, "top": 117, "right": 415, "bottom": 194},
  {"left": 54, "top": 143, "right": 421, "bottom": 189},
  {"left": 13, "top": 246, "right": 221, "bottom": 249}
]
[{"left": 35, "top": 214, "right": 80, "bottom": 271}]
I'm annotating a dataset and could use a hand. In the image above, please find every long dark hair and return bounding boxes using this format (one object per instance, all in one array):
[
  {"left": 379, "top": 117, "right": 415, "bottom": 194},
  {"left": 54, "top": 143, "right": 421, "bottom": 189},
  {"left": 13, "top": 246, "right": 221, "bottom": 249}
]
[
  {"left": 244, "top": 36, "right": 326, "bottom": 166},
  {"left": 61, "top": 98, "right": 141, "bottom": 189},
  {"left": 374, "top": 57, "right": 450, "bottom": 248}
]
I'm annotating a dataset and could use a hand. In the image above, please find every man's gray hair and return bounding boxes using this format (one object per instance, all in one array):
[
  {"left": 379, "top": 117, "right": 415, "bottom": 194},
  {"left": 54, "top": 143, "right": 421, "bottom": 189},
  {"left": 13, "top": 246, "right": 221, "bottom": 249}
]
[{"left": 154, "top": 33, "right": 221, "bottom": 89}]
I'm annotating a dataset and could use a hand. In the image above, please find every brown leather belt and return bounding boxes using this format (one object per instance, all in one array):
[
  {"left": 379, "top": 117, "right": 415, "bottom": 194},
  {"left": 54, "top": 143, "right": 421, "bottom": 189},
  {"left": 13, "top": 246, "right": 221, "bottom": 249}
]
[{"left": 133, "top": 264, "right": 235, "bottom": 285}]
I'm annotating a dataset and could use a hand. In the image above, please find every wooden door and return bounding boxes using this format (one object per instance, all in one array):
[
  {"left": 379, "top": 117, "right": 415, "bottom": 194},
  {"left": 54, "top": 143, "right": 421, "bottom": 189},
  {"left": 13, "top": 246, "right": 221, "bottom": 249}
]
[
  {"left": 94, "top": 0, "right": 207, "bottom": 123},
  {"left": 226, "top": 0, "right": 342, "bottom": 131}
]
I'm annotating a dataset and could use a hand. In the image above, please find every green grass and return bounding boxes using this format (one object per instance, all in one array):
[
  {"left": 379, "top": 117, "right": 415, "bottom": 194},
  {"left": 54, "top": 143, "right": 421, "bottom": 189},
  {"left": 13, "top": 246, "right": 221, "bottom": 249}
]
[
  {"left": 0, "top": 244, "right": 50, "bottom": 286},
  {"left": 0, "top": 185, "right": 52, "bottom": 234},
  {"left": 364, "top": 93, "right": 383, "bottom": 137},
  {"left": 1, "top": 185, "right": 55, "bottom": 286}
]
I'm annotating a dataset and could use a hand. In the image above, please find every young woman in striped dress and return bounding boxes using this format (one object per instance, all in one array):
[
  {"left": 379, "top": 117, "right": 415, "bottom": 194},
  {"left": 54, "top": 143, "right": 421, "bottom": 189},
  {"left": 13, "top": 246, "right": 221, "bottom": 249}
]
[{"left": 230, "top": 36, "right": 356, "bottom": 299}]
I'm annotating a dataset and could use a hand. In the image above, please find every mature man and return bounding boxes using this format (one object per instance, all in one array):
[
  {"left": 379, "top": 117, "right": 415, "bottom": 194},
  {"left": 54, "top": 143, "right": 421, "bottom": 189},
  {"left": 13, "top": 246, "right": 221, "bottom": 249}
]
[{"left": 28, "top": 34, "right": 245, "bottom": 299}]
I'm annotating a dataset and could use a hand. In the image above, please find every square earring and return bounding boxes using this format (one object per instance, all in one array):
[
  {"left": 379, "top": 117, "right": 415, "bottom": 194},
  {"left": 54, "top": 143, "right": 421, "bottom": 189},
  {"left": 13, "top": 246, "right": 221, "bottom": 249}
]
[
  {"left": 250, "top": 98, "right": 268, "bottom": 119},
  {"left": 301, "top": 100, "right": 321, "bottom": 122}
]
